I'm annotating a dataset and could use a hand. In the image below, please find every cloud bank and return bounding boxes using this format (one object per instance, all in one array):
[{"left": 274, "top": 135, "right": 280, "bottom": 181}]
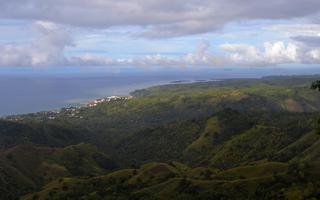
[
  {"left": 0, "top": 0, "right": 320, "bottom": 38},
  {"left": 1, "top": 1, "right": 320, "bottom": 67},
  {"left": 1, "top": 21, "right": 320, "bottom": 68}
]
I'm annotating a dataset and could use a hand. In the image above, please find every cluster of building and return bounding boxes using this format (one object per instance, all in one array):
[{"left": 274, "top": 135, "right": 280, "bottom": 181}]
[
  {"left": 5, "top": 96, "right": 134, "bottom": 121},
  {"left": 87, "top": 96, "right": 133, "bottom": 107},
  {"left": 60, "top": 107, "right": 82, "bottom": 118},
  {"left": 6, "top": 110, "right": 61, "bottom": 121}
]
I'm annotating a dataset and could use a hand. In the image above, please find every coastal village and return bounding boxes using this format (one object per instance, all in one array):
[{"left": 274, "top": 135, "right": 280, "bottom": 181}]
[
  {"left": 6, "top": 95, "right": 134, "bottom": 122},
  {"left": 87, "top": 96, "right": 133, "bottom": 107}
]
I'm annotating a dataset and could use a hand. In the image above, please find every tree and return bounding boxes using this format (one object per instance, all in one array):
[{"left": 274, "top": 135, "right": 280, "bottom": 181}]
[
  {"left": 311, "top": 81, "right": 320, "bottom": 134},
  {"left": 311, "top": 80, "right": 320, "bottom": 91}
]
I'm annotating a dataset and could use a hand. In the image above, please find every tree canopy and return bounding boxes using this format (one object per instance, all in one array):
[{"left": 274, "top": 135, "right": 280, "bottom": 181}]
[{"left": 311, "top": 80, "right": 320, "bottom": 91}]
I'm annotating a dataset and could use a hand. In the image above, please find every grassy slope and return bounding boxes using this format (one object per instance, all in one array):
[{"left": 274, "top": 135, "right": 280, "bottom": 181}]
[
  {"left": 24, "top": 161, "right": 320, "bottom": 200},
  {"left": 0, "top": 143, "right": 117, "bottom": 200}
]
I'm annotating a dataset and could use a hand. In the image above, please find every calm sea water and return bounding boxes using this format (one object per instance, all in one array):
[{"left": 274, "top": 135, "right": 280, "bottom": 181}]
[{"left": 1, "top": 66, "right": 320, "bottom": 116}]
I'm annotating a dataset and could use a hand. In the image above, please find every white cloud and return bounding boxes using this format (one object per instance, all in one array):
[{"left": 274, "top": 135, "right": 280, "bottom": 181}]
[
  {"left": 69, "top": 40, "right": 320, "bottom": 67},
  {"left": 1, "top": 21, "right": 320, "bottom": 67},
  {"left": 219, "top": 41, "right": 320, "bottom": 66},
  {"left": 1, "top": 1, "right": 320, "bottom": 67},
  {"left": 68, "top": 40, "right": 223, "bottom": 67},
  {"left": 307, "top": 49, "right": 320, "bottom": 61},
  {"left": 264, "top": 23, "right": 320, "bottom": 64},
  {"left": 264, "top": 42, "right": 299, "bottom": 63},
  {"left": 220, "top": 44, "right": 262, "bottom": 63},
  {"left": 0, "top": 21, "right": 72, "bottom": 66}
]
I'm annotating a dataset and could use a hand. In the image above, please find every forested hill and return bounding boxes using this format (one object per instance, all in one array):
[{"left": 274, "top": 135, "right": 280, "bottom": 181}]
[{"left": 1, "top": 75, "right": 320, "bottom": 199}]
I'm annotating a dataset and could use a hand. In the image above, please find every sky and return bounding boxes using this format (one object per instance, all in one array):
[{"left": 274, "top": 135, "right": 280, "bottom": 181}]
[{"left": 1, "top": 0, "right": 320, "bottom": 69}]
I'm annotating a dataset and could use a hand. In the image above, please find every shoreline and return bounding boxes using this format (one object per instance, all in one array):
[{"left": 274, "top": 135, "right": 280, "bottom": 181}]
[
  {"left": 3, "top": 73, "right": 317, "bottom": 118},
  {"left": 3, "top": 95, "right": 135, "bottom": 121},
  {"left": 0, "top": 78, "right": 218, "bottom": 118}
]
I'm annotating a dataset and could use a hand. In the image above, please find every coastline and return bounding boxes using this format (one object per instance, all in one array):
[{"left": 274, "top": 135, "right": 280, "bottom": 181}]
[{"left": 0, "top": 77, "right": 219, "bottom": 118}]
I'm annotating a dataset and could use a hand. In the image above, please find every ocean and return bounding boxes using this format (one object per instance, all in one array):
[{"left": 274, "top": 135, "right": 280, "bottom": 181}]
[{"left": 1, "top": 66, "right": 320, "bottom": 116}]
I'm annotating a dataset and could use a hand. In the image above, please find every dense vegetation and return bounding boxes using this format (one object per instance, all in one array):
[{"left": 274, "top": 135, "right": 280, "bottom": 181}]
[{"left": 1, "top": 75, "right": 320, "bottom": 199}]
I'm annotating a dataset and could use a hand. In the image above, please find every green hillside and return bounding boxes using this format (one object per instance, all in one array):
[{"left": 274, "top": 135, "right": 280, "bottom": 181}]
[
  {"left": 23, "top": 161, "right": 320, "bottom": 200},
  {"left": 0, "top": 144, "right": 117, "bottom": 199},
  {"left": 1, "top": 75, "right": 320, "bottom": 199}
]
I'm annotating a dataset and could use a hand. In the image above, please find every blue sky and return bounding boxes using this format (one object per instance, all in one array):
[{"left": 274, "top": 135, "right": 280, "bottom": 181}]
[{"left": 0, "top": 0, "right": 320, "bottom": 69}]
